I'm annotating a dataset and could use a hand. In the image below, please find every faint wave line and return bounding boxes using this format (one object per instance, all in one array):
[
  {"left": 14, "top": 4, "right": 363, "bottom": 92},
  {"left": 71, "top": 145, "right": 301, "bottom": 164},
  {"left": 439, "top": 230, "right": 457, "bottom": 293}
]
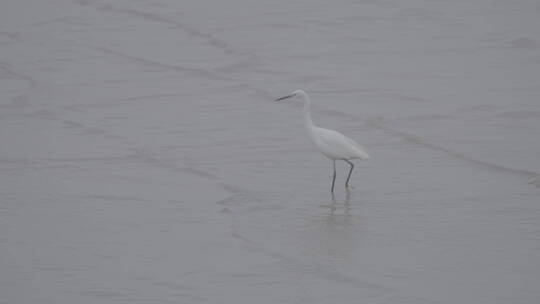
[
  {"left": 82, "top": 2, "right": 242, "bottom": 56},
  {"left": 365, "top": 117, "right": 540, "bottom": 185},
  {"left": 128, "top": 149, "right": 219, "bottom": 181},
  {"left": 81, "top": 44, "right": 226, "bottom": 81},
  {"left": 230, "top": 230, "right": 394, "bottom": 298}
]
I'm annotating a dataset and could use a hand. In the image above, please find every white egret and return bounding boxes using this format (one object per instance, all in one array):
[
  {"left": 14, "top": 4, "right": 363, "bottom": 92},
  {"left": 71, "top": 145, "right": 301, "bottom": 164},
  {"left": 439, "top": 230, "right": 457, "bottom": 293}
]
[{"left": 275, "top": 90, "right": 370, "bottom": 193}]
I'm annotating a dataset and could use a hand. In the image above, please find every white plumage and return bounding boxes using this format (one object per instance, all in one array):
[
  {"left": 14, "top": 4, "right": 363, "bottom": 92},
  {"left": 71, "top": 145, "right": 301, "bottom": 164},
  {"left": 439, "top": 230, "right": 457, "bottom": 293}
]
[
  {"left": 309, "top": 127, "right": 370, "bottom": 161},
  {"left": 275, "top": 90, "right": 370, "bottom": 192}
]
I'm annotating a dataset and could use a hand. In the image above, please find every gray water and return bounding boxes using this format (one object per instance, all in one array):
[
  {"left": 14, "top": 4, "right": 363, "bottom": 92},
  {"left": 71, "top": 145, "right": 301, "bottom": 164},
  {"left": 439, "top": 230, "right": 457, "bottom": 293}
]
[{"left": 1, "top": 0, "right": 540, "bottom": 303}]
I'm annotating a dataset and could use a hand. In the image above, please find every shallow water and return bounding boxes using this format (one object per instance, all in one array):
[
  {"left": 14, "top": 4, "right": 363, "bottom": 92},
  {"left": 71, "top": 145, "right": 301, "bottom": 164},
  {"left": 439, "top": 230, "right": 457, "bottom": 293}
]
[{"left": 1, "top": 0, "right": 540, "bottom": 303}]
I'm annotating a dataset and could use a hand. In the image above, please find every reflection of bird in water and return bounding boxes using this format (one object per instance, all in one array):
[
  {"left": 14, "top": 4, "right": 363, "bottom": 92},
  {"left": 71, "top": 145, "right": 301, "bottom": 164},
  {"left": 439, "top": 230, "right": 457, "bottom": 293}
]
[
  {"left": 329, "top": 188, "right": 352, "bottom": 216},
  {"left": 275, "top": 90, "right": 370, "bottom": 193},
  {"left": 301, "top": 188, "right": 358, "bottom": 260}
]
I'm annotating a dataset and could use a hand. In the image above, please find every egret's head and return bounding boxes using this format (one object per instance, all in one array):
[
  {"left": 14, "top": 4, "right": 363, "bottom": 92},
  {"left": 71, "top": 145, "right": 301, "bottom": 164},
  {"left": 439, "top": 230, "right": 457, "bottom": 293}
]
[{"left": 275, "top": 89, "right": 307, "bottom": 102}]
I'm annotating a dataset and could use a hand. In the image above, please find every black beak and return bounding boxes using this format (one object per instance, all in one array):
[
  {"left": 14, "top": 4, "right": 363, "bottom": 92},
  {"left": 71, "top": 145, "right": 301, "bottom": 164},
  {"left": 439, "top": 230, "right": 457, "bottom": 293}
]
[{"left": 275, "top": 94, "right": 294, "bottom": 101}]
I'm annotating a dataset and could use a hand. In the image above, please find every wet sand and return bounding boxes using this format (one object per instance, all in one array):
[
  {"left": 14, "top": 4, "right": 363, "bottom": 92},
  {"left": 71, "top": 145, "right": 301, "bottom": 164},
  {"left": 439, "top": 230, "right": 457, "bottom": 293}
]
[{"left": 1, "top": 0, "right": 540, "bottom": 303}]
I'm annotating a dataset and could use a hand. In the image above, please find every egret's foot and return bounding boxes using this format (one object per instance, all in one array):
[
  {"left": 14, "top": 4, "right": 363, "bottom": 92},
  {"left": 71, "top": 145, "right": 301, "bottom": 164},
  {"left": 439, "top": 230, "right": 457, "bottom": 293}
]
[{"left": 346, "top": 184, "right": 355, "bottom": 189}]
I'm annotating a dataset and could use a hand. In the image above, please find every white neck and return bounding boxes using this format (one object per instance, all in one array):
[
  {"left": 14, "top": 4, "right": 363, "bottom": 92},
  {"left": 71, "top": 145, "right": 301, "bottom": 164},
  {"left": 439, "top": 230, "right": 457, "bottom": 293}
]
[{"left": 299, "top": 92, "right": 316, "bottom": 130}]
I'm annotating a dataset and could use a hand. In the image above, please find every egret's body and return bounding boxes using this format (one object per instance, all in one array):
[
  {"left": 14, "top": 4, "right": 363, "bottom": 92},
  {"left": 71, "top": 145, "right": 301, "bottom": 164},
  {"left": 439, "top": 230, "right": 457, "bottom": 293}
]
[
  {"left": 307, "top": 127, "right": 370, "bottom": 161},
  {"left": 276, "top": 90, "right": 369, "bottom": 192}
]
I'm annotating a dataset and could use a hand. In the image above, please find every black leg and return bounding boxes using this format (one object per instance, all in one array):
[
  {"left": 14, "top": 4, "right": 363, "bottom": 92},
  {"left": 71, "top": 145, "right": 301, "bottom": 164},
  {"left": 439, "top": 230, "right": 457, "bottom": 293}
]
[
  {"left": 331, "top": 160, "right": 336, "bottom": 193},
  {"left": 345, "top": 160, "right": 354, "bottom": 187}
]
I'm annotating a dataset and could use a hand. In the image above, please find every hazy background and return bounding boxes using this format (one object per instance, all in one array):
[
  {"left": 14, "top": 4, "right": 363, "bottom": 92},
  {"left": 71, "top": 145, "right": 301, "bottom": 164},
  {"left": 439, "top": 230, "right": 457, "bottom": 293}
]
[{"left": 1, "top": 0, "right": 539, "bottom": 303}]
